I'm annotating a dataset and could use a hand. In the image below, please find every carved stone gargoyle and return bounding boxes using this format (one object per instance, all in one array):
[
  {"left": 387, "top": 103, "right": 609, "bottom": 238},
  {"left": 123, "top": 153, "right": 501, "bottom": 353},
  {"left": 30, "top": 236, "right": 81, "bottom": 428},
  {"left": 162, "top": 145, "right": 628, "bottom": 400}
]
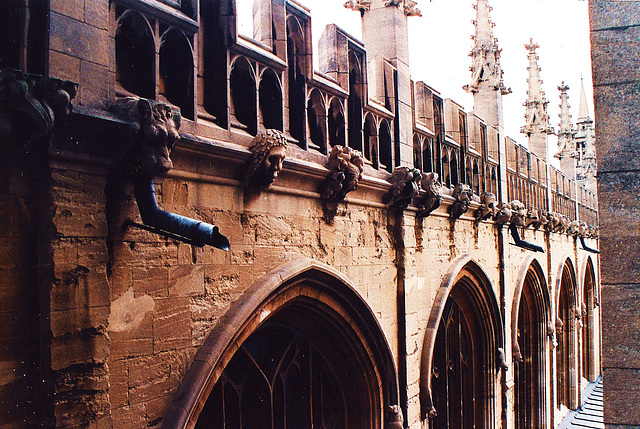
[
  {"left": 0, "top": 68, "right": 77, "bottom": 145},
  {"left": 547, "top": 322, "right": 558, "bottom": 348},
  {"left": 386, "top": 405, "right": 404, "bottom": 429},
  {"left": 587, "top": 225, "right": 599, "bottom": 239},
  {"left": 556, "top": 214, "right": 570, "bottom": 234},
  {"left": 545, "top": 212, "right": 562, "bottom": 233},
  {"left": 243, "top": 129, "right": 287, "bottom": 189},
  {"left": 416, "top": 172, "right": 442, "bottom": 218},
  {"left": 384, "top": 166, "right": 422, "bottom": 208},
  {"left": 449, "top": 183, "right": 473, "bottom": 220},
  {"left": 509, "top": 200, "right": 527, "bottom": 226},
  {"left": 524, "top": 208, "right": 539, "bottom": 228},
  {"left": 107, "top": 96, "right": 229, "bottom": 250},
  {"left": 493, "top": 202, "right": 512, "bottom": 226},
  {"left": 578, "top": 221, "right": 589, "bottom": 238},
  {"left": 475, "top": 192, "right": 496, "bottom": 222},
  {"left": 567, "top": 220, "right": 581, "bottom": 237},
  {"left": 320, "top": 145, "right": 364, "bottom": 200}
]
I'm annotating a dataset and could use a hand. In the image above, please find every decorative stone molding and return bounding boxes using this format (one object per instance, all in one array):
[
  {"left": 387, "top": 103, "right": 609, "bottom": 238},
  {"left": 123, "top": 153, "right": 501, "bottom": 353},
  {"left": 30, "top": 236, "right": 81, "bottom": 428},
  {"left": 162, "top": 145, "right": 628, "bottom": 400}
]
[
  {"left": 0, "top": 68, "right": 77, "bottom": 145},
  {"left": 567, "top": 220, "right": 581, "bottom": 237},
  {"left": 320, "top": 145, "right": 364, "bottom": 200},
  {"left": 449, "top": 183, "right": 473, "bottom": 220},
  {"left": 475, "top": 192, "right": 496, "bottom": 222},
  {"left": 384, "top": 166, "right": 422, "bottom": 208},
  {"left": 243, "top": 129, "right": 287, "bottom": 189},
  {"left": 416, "top": 172, "right": 442, "bottom": 218}
]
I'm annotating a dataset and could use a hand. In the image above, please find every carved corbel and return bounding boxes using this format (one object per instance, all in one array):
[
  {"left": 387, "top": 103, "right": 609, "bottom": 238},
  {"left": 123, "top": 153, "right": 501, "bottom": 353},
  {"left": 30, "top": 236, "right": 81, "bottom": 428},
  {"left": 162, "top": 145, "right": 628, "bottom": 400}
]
[
  {"left": 475, "top": 192, "right": 496, "bottom": 222},
  {"left": 242, "top": 129, "right": 287, "bottom": 189},
  {"left": 0, "top": 68, "right": 77, "bottom": 146},
  {"left": 578, "top": 221, "right": 589, "bottom": 238},
  {"left": 320, "top": 145, "right": 364, "bottom": 200},
  {"left": 386, "top": 405, "right": 404, "bottom": 429},
  {"left": 493, "top": 202, "right": 512, "bottom": 226},
  {"left": 509, "top": 200, "right": 527, "bottom": 226},
  {"left": 524, "top": 208, "right": 539, "bottom": 228},
  {"left": 449, "top": 183, "right": 473, "bottom": 220},
  {"left": 416, "top": 172, "right": 442, "bottom": 218},
  {"left": 384, "top": 166, "right": 422, "bottom": 208},
  {"left": 567, "top": 220, "right": 581, "bottom": 237},
  {"left": 548, "top": 321, "right": 558, "bottom": 348},
  {"left": 512, "top": 341, "right": 523, "bottom": 363},
  {"left": 534, "top": 209, "right": 549, "bottom": 230},
  {"left": 107, "top": 97, "right": 229, "bottom": 250}
]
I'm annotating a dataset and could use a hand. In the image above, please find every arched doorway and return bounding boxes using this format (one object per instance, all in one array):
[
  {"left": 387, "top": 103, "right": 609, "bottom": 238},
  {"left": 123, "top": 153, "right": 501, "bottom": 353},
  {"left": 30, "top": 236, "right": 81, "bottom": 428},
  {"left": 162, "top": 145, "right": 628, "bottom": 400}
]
[
  {"left": 556, "top": 259, "right": 578, "bottom": 410},
  {"left": 512, "top": 258, "right": 550, "bottom": 428},
  {"left": 163, "top": 258, "right": 400, "bottom": 429},
  {"left": 421, "top": 256, "right": 503, "bottom": 429},
  {"left": 582, "top": 257, "right": 597, "bottom": 382}
]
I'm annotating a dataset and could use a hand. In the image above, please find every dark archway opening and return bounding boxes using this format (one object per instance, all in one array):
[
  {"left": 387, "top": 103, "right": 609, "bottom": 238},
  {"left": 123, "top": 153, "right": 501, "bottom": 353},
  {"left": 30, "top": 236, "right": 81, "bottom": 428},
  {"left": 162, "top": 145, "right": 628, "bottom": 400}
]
[
  {"left": 159, "top": 28, "right": 194, "bottom": 119},
  {"left": 379, "top": 120, "right": 393, "bottom": 173},
  {"left": 347, "top": 51, "right": 364, "bottom": 153},
  {"left": 201, "top": 0, "right": 229, "bottom": 128},
  {"left": 286, "top": 16, "right": 306, "bottom": 147},
  {"left": 307, "top": 89, "right": 326, "bottom": 154},
  {"left": 328, "top": 98, "right": 346, "bottom": 148},
  {"left": 259, "top": 69, "right": 283, "bottom": 131},
  {"left": 229, "top": 57, "right": 257, "bottom": 136},
  {"left": 115, "top": 10, "right": 155, "bottom": 99},
  {"left": 557, "top": 262, "right": 577, "bottom": 410}
]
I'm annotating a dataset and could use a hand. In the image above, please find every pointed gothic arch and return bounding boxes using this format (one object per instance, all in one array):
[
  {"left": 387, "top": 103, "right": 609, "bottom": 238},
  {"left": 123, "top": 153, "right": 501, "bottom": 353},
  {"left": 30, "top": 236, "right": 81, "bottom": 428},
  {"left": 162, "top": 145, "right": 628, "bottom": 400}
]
[
  {"left": 555, "top": 257, "right": 579, "bottom": 410},
  {"left": 511, "top": 256, "right": 551, "bottom": 428},
  {"left": 581, "top": 256, "right": 598, "bottom": 382},
  {"left": 420, "top": 255, "right": 503, "bottom": 428},
  {"left": 162, "top": 258, "right": 400, "bottom": 429}
]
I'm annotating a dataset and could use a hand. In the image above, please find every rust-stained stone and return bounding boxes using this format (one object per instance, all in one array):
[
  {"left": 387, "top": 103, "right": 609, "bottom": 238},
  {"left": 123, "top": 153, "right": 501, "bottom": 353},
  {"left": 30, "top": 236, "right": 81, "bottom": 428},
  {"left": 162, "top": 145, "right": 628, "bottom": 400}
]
[{"left": 50, "top": 332, "right": 108, "bottom": 371}]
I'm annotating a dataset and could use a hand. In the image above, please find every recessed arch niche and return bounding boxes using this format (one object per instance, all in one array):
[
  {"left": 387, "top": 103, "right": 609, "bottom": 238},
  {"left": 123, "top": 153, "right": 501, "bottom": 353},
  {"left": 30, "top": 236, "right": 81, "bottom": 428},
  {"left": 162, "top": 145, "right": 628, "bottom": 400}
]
[
  {"left": 581, "top": 256, "right": 598, "bottom": 382},
  {"left": 511, "top": 256, "right": 551, "bottom": 428},
  {"left": 555, "top": 257, "right": 579, "bottom": 410},
  {"left": 420, "top": 255, "right": 503, "bottom": 428},
  {"left": 162, "top": 258, "right": 401, "bottom": 429}
]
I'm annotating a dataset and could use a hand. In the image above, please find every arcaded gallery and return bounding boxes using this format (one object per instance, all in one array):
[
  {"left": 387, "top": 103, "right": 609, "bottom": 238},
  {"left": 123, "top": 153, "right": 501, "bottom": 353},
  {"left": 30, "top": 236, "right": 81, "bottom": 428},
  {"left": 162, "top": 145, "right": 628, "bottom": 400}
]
[{"left": 0, "top": 0, "right": 602, "bottom": 428}]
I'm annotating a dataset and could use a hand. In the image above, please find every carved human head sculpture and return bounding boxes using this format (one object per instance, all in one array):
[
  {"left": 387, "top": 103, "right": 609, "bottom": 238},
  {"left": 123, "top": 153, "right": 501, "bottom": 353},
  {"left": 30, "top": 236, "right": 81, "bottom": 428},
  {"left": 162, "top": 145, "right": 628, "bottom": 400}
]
[
  {"left": 449, "top": 183, "right": 473, "bottom": 220},
  {"left": 244, "top": 129, "right": 288, "bottom": 188},
  {"left": 524, "top": 208, "right": 539, "bottom": 228},
  {"left": 476, "top": 192, "right": 496, "bottom": 221},
  {"left": 109, "top": 97, "right": 181, "bottom": 178},
  {"left": 493, "top": 202, "right": 512, "bottom": 225},
  {"left": 509, "top": 200, "right": 527, "bottom": 226}
]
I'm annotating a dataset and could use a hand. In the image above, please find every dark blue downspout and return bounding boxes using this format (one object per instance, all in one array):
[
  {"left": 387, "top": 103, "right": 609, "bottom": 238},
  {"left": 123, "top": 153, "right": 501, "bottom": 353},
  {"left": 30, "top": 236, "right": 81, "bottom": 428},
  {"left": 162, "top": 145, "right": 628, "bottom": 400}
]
[
  {"left": 509, "top": 223, "right": 544, "bottom": 253},
  {"left": 132, "top": 176, "right": 230, "bottom": 250}
]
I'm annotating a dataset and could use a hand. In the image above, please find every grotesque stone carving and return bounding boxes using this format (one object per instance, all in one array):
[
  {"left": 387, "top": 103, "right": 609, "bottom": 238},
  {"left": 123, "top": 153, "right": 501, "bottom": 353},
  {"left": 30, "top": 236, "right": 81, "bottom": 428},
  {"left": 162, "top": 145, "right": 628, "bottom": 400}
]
[
  {"left": 547, "top": 322, "right": 558, "bottom": 348},
  {"left": 524, "top": 208, "right": 539, "bottom": 228},
  {"left": 449, "top": 183, "right": 473, "bottom": 220},
  {"left": 578, "top": 221, "right": 589, "bottom": 238},
  {"left": 344, "top": 0, "right": 371, "bottom": 14},
  {"left": 567, "top": 220, "right": 581, "bottom": 237},
  {"left": 386, "top": 405, "right": 404, "bottom": 429},
  {"left": 475, "top": 192, "right": 496, "bottom": 222},
  {"left": 384, "top": 166, "right": 422, "bottom": 208},
  {"left": 493, "top": 202, "right": 512, "bottom": 225},
  {"left": 587, "top": 225, "right": 599, "bottom": 239},
  {"left": 497, "top": 347, "right": 509, "bottom": 371},
  {"left": 509, "top": 200, "right": 527, "bottom": 226},
  {"left": 320, "top": 145, "right": 364, "bottom": 200},
  {"left": 546, "top": 212, "right": 569, "bottom": 234},
  {"left": 417, "top": 172, "right": 442, "bottom": 218},
  {"left": 243, "top": 129, "right": 287, "bottom": 189},
  {"left": 109, "top": 97, "right": 180, "bottom": 178},
  {"left": 0, "top": 68, "right": 77, "bottom": 145}
]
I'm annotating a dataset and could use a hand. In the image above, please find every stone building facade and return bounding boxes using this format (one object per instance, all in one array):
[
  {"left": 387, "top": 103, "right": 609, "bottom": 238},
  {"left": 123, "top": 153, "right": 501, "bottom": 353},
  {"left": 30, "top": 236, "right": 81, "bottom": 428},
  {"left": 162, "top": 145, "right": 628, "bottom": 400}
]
[{"left": 0, "top": 0, "right": 601, "bottom": 428}]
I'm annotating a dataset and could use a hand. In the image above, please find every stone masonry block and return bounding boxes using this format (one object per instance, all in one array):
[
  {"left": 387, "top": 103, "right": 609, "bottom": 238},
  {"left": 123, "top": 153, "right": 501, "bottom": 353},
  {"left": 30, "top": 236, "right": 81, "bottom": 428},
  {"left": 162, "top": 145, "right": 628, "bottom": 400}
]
[
  {"left": 50, "top": 331, "right": 108, "bottom": 371},
  {"left": 153, "top": 297, "right": 191, "bottom": 353},
  {"left": 50, "top": 12, "right": 110, "bottom": 66},
  {"left": 591, "top": 26, "right": 640, "bottom": 87},
  {"left": 169, "top": 265, "right": 205, "bottom": 297},
  {"left": 593, "top": 82, "right": 640, "bottom": 173}
]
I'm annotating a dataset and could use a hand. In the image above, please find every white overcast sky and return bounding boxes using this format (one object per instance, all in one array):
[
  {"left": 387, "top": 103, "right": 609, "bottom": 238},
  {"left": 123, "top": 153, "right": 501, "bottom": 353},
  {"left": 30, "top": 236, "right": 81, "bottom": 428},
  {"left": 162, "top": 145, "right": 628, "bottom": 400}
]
[{"left": 236, "top": 0, "right": 593, "bottom": 154}]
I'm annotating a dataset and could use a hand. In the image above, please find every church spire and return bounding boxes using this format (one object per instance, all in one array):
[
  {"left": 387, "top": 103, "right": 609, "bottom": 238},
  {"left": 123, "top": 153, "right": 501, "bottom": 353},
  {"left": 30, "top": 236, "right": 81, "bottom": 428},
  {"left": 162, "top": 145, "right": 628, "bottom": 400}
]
[
  {"left": 555, "top": 82, "right": 576, "bottom": 174},
  {"left": 574, "top": 76, "right": 597, "bottom": 192},
  {"left": 521, "top": 39, "right": 554, "bottom": 159},
  {"left": 463, "top": 0, "right": 510, "bottom": 131}
]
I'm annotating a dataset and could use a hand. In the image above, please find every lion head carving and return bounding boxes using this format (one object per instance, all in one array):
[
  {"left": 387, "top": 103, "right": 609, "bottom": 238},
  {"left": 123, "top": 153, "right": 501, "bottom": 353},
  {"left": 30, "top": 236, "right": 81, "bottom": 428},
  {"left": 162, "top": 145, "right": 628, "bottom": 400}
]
[
  {"left": 320, "top": 145, "right": 364, "bottom": 200},
  {"left": 109, "top": 97, "right": 181, "bottom": 178}
]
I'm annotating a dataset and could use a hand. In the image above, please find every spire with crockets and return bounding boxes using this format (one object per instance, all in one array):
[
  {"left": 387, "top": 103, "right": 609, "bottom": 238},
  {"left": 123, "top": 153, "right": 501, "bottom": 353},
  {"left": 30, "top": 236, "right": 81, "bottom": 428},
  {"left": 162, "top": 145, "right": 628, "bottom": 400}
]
[
  {"left": 555, "top": 81, "right": 577, "bottom": 175},
  {"left": 464, "top": 0, "right": 510, "bottom": 131},
  {"left": 521, "top": 39, "right": 554, "bottom": 160}
]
